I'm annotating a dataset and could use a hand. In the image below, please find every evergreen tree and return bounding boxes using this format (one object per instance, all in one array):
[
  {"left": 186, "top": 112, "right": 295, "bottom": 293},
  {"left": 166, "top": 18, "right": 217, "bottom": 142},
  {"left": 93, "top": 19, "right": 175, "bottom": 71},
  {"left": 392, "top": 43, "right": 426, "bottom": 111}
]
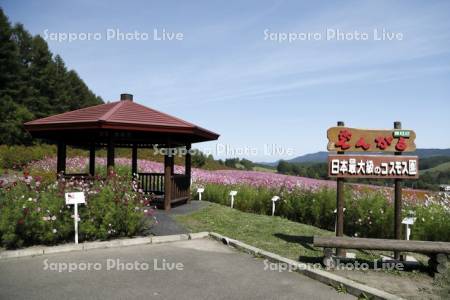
[
  {"left": 28, "top": 35, "right": 55, "bottom": 117},
  {"left": 12, "top": 23, "right": 37, "bottom": 110},
  {"left": 0, "top": 8, "right": 22, "bottom": 98},
  {"left": 0, "top": 8, "right": 103, "bottom": 145},
  {"left": 0, "top": 8, "right": 33, "bottom": 144},
  {"left": 277, "top": 160, "right": 292, "bottom": 174},
  {"left": 0, "top": 96, "right": 33, "bottom": 144}
]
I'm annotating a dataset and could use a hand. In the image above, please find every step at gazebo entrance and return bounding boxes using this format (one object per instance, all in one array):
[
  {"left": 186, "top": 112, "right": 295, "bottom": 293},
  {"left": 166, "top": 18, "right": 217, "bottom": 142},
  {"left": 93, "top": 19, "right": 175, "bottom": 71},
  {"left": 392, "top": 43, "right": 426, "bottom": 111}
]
[{"left": 24, "top": 93, "right": 219, "bottom": 210}]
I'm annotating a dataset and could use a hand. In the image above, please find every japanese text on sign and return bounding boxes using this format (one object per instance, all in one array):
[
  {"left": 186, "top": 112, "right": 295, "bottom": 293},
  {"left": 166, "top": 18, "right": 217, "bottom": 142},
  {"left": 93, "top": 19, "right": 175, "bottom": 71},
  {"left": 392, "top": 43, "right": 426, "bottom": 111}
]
[
  {"left": 328, "top": 155, "right": 419, "bottom": 179},
  {"left": 327, "top": 127, "right": 416, "bottom": 152}
]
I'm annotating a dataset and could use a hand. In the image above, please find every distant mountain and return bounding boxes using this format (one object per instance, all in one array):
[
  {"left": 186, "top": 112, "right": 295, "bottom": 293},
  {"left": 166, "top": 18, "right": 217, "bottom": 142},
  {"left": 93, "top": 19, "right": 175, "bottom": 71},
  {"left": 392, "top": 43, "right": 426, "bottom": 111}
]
[
  {"left": 286, "top": 151, "right": 329, "bottom": 164},
  {"left": 261, "top": 148, "right": 450, "bottom": 166},
  {"left": 412, "top": 148, "right": 450, "bottom": 158}
]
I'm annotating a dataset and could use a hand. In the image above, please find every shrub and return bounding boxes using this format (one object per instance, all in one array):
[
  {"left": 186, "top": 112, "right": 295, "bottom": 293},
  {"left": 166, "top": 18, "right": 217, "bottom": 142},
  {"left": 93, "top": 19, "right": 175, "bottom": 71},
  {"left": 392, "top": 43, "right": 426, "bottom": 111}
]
[
  {"left": 413, "top": 204, "right": 450, "bottom": 241},
  {"left": 0, "top": 144, "right": 89, "bottom": 170},
  {"left": 0, "top": 144, "right": 56, "bottom": 169},
  {"left": 0, "top": 174, "right": 153, "bottom": 249}
]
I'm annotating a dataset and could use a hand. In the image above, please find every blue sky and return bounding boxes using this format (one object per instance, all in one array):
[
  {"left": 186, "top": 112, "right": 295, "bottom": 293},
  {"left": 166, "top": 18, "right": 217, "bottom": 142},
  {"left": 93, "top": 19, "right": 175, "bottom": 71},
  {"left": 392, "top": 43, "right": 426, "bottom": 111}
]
[{"left": 2, "top": 0, "right": 450, "bottom": 161}]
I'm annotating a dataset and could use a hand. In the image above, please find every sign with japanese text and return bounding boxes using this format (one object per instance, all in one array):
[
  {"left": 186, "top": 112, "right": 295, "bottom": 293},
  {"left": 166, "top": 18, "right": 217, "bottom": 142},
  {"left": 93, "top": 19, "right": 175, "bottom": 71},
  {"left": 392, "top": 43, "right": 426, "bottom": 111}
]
[
  {"left": 65, "top": 192, "right": 86, "bottom": 205},
  {"left": 327, "top": 127, "right": 416, "bottom": 152},
  {"left": 328, "top": 155, "right": 419, "bottom": 179},
  {"left": 64, "top": 192, "right": 85, "bottom": 244}
]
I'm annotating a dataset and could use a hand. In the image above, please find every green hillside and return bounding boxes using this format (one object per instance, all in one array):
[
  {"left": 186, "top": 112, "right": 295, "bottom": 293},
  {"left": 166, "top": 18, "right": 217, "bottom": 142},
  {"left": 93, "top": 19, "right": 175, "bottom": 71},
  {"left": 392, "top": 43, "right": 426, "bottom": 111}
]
[{"left": 422, "top": 161, "right": 450, "bottom": 173}]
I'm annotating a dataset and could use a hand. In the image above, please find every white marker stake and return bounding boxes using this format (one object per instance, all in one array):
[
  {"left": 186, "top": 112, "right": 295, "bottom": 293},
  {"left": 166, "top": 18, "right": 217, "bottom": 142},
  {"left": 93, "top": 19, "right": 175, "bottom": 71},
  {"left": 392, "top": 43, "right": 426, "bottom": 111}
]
[
  {"left": 197, "top": 188, "right": 204, "bottom": 201},
  {"left": 405, "top": 225, "right": 411, "bottom": 241},
  {"left": 333, "top": 208, "right": 346, "bottom": 233},
  {"left": 271, "top": 196, "right": 280, "bottom": 216},
  {"left": 402, "top": 217, "right": 416, "bottom": 240},
  {"left": 65, "top": 192, "right": 86, "bottom": 244},
  {"left": 229, "top": 191, "right": 237, "bottom": 208}
]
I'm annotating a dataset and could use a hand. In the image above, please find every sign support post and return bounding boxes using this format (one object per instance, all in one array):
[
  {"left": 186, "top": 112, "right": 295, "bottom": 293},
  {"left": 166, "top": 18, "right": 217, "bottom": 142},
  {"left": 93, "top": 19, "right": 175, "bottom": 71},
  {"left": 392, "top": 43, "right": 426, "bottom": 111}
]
[
  {"left": 394, "top": 121, "right": 402, "bottom": 260},
  {"left": 74, "top": 203, "right": 79, "bottom": 244},
  {"left": 336, "top": 121, "right": 346, "bottom": 257}
]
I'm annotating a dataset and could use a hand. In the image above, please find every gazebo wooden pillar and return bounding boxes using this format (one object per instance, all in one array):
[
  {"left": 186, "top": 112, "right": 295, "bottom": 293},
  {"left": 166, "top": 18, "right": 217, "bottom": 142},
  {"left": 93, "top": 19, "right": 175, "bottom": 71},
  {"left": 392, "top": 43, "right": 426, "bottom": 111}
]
[
  {"left": 57, "top": 141, "right": 66, "bottom": 174},
  {"left": 89, "top": 142, "right": 96, "bottom": 176},
  {"left": 131, "top": 144, "right": 138, "bottom": 176},
  {"left": 24, "top": 93, "right": 219, "bottom": 210},
  {"left": 185, "top": 144, "right": 192, "bottom": 203},
  {"left": 164, "top": 152, "right": 174, "bottom": 211},
  {"left": 107, "top": 135, "right": 115, "bottom": 173}
]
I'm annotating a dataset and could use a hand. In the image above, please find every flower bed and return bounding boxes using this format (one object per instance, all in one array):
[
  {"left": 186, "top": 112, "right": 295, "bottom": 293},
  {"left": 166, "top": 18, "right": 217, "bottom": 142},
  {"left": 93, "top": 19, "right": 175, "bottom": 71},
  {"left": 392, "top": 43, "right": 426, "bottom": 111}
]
[
  {"left": 0, "top": 174, "right": 153, "bottom": 249},
  {"left": 29, "top": 156, "right": 429, "bottom": 203}
]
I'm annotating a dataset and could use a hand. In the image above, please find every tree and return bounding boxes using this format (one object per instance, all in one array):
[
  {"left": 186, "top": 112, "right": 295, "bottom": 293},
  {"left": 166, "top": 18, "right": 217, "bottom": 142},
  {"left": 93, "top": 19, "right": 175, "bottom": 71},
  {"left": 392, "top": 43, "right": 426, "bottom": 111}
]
[
  {"left": 225, "top": 158, "right": 239, "bottom": 168},
  {"left": 240, "top": 159, "right": 254, "bottom": 170},
  {"left": 27, "top": 35, "right": 56, "bottom": 117},
  {"left": 0, "top": 9, "right": 103, "bottom": 145},
  {"left": 0, "top": 8, "right": 22, "bottom": 99},
  {"left": 192, "top": 151, "right": 207, "bottom": 167},
  {"left": 0, "top": 95, "right": 33, "bottom": 144},
  {"left": 291, "top": 164, "right": 302, "bottom": 175},
  {"left": 11, "top": 23, "right": 37, "bottom": 111},
  {"left": 0, "top": 9, "right": 34, "bottom": 144},
  {"left": 277, "top": 160, "right": 292, "bottom": 174}
]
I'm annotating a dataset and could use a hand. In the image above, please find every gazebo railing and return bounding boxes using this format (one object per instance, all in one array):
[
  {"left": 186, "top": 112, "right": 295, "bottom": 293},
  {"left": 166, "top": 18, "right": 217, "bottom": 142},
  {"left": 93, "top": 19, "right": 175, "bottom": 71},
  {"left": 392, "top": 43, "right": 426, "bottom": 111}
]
[
  {"left": 62, "top": 173, "right": 91, "bottom": 180},
  {"left": 171, "top": 174, "right": 190, "bottom": 202},
  {"left": 137, "top": 173, "right": 190, "bottom": 206},
  {"left": 138, "top": 173, "right": 164, "bottom": 194}
]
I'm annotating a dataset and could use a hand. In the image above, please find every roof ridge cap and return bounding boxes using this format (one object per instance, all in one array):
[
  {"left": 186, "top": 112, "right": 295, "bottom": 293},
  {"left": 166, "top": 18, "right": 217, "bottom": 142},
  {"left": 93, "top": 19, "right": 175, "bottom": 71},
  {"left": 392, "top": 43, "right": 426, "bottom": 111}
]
[{"left": 99, "top": 101, "right": 124, "bottom": 121}]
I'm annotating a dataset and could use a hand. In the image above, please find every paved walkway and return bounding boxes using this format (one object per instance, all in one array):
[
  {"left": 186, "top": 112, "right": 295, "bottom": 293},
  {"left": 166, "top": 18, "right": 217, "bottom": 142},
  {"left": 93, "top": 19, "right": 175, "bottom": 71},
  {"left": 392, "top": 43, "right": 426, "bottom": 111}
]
[
  {"left": 0, "top": 238, "right": 354, "bottom": 300},
  {"left": 148, "top": 201, "right": 210, "bottom": 236}
]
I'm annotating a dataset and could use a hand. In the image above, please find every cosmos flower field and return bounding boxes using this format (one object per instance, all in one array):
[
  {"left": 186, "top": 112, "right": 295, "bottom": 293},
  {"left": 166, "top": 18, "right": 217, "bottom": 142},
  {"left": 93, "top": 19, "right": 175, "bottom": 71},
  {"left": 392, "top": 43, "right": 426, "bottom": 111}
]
[
  {"left": 29, "top": 156, "right": 434, "bottom": 205},
  {"left": 17, "top": 156, "right": 449, "bottom": 242}
]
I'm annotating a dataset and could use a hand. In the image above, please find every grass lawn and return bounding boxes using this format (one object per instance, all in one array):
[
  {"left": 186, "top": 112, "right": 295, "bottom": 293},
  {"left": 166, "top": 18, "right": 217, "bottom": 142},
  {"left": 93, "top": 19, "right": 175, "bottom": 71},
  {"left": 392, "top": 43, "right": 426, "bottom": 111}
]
[{"left": 175, "top": 202, "right": 335, "bottom": 261}]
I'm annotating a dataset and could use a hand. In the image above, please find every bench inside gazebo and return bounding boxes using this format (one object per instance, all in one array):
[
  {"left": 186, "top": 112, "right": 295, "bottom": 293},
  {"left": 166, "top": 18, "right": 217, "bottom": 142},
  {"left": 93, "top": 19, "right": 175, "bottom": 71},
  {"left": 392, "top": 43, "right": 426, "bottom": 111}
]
[{"left": 24, "top": 93, "right": 219, "bottom": 210}]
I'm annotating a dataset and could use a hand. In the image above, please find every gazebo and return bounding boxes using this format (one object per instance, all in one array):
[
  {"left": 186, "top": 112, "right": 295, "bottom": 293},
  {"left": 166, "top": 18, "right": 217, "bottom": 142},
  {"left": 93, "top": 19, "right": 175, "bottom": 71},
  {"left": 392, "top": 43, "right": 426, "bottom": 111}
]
[{"left": 24, "top": 93, "right": 219, "bottom": 210}]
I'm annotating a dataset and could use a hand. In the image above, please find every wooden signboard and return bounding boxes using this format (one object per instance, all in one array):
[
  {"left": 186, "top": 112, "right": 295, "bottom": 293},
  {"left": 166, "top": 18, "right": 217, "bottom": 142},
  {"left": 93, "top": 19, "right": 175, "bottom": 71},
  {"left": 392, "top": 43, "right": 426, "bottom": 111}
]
[
  {"left": 328, "top": 155, "right": 419, "bottom": 179},
  {"left": 328, "top": 122, "right": 418, "bottom": 259},
  {"left": 327, "top": 127, "right": 416, "bottom": 152}
]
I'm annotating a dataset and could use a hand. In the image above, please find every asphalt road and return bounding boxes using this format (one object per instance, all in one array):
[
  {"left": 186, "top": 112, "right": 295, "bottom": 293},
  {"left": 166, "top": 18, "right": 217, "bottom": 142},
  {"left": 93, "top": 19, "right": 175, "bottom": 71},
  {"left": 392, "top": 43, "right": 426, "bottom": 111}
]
[{"left": 0, "top": 239, "right": 354, "bottom": 300}]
